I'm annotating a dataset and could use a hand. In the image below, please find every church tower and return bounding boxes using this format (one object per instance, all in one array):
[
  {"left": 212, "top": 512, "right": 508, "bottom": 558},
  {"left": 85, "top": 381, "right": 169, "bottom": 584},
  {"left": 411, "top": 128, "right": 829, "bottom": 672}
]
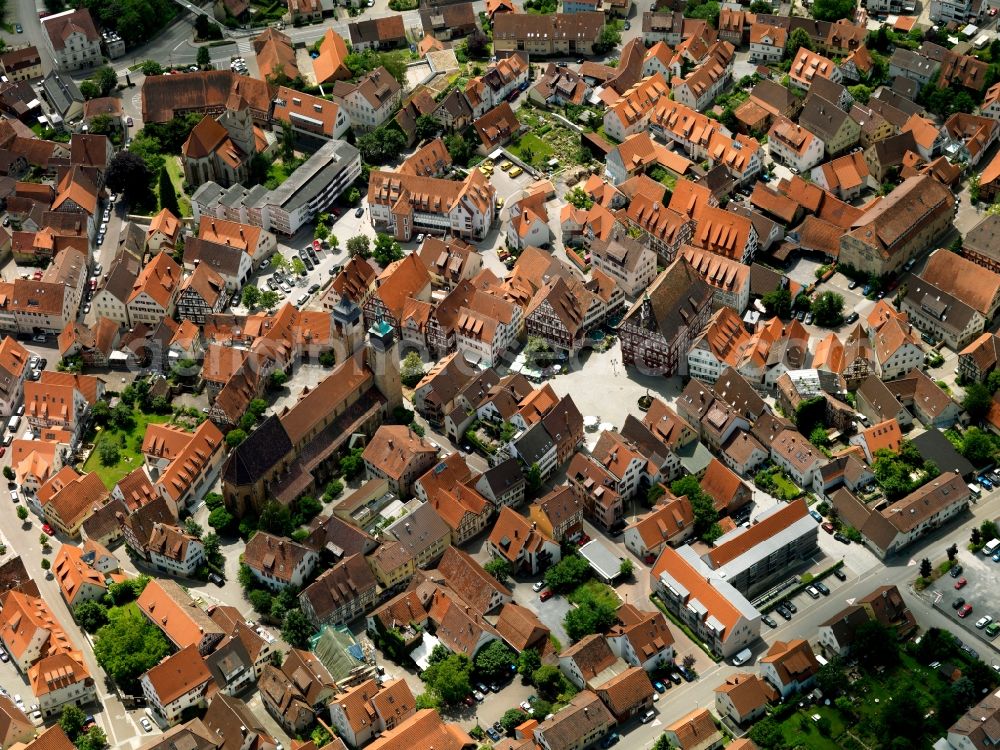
[
  {"left": 366, "top": 320, "right": 402, "bottom": 413},
  {"left": 333, "top": 297, "right": 364, "bottom": 355},
  {"left": 218, "top": 106, "right": 256, "bottom": 159}
]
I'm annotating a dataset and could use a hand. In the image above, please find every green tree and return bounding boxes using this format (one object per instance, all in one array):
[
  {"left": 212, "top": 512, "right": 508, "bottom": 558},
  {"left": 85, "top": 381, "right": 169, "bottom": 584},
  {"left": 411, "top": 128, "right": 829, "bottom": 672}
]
[
  {"left": 270, "top": 370, "right": 288, "bottom": 390},
  {"left": 517, "top": 648, "right": 541, "bottom": 677},
  {"left": 565, "top": 187, "right": 594, "bottom": 210},
  {"left": 671, "top": 476, "right": 719, "bottom": 542},
  {"left": 761, "top": 289, "right": 792, "bottom": 318},
  {"left": 855, "top": 619, "right": 899, "bottom": 670},
  {"left": 347, "top": 235, "right": 371, "bottom": 258},
  {"left": 258, "top": 501, "right": 293, "bottom": 536},
  {"left": 95, "top": 67, "right": 118, "bottom": 95},
  {"left": 282, "top": 609, "right": 313, "bottom": 648},
  {"left": 961, "top": 427, "right": 995, "bottom": 466},
  {"left": 105, "top": 151, "right": 152, "bottom": 199},
  {"left": 340, "top": 447, "right": 366, "bottom": 479},
  {"left": 93, "top": 605, "right": 172, "bottom": 693},
  {"left": 423, "top": 651, "right": 473, "bottom": 705},
  {"left": 500, "top": 708, "right": 528, "bottom": 733},
  {"left": 40, "top": 558, "right": 50, "bottom": 571},
  {"left": 75, "top": 601, "right": 109, "bottom": 633},
  {"left": 357, "top": 127, "right": 407, "bottom": 164},
  {"left": 291, "top": 257, "right": 307, "bottom": 276},
  {"left": 445, "top": 130, "right": 476, "bottom": 165},
  {"left": 141, "top": 60, "right": 164, "bottom": 76},
  {"left": 474, "top": 640, "right": 516, "bottom": 681},
  {"left": 226, "top": 429, "right": 247, "bottom": 448},
  {"left": 295, "top": 495, "right": 323, "bottom": 524},
  {"left": 618, "top": 558, "right": 634, "bottom": 578},
  {"left": 849, "top": 84, "right": 873, "bottom": 104},
  {"left": 543, "top": 554, "right": 591, "bottom": 592},
  {"left": 964, "top": 382, "right": 994, "bottom": 422},
  {"left": 16, "top": 505, "right": 27, "bottom": 522},
  {"left": 400, "top": 351, "right": 425, "bottom": 387},
  {"left": 811, "top": 0, "right": 855, "bottom": 21},
  {"left": 811, "top": 291, "right": 845, "bottom": 327},
  {"left": 157, "top": 167, "right": 179, "bottom": 216},
  {"left": 59, "top": 705, "right": 87, "bottom": 740},
  {"left": 564, "top": 597, "right": 617, "bottom": 641},
  {"left": 526, "top": 463, "right": 542, "bottom": 496},
  {"left": 2, "top": 466, "right": 14, "bottom": 481},
  {"left": 749, "top": 0, "right": 772, "bottom": 10},
  {"left": 196, "top": 45, "right": 210, "bottom": 67},
  {"left": 415, "top": 114, "right": 442, "bottom": 141},
  {"left": 78, "top": 726, "right": 107, "bottom": 750},
  {"left": 259, "top": 290, "right": 280, "bottom": 309},
  {"left": 785, "top": 27, "right": 814, "bottom": 58},
  {"left": 815, "top": 657, "right": 850, "bottom": 696},
  {"left": 373, "top": 233, "right": 404, "bottom": 265},
  {"left": 483, "top": 557, "right": 512, "bottom": 585},
  {"left": 241, "top": 285, "right": 261, "bottom": 309},
  {"left": 99, "top": 441, "right": 120, "bottom": 466},
  {"left": 531, "top": 665, "right": 564, "bottom": 700},
  {"left": 208, "top": 507, "right": 235, "bottom": 533}
]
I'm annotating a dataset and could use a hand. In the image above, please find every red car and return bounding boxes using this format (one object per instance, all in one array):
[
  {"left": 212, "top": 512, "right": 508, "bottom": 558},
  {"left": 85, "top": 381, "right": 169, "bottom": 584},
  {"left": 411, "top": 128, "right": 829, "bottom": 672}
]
[
  {"left": 42, "top": 524, "right": 54, "bottom": 536},
  {"left": 0, "top": 447, "right": 5, "bottom": 457},
  {"left": 955, "top": 577, "right": 968, "bottom": 590},
  {"left": 959, "top": 603, "right": 974, "bottom": 618},
  {"left": 539, "top": 589, "right": 553, "bottom": 602},
  {"left": 822, "top": 522, "right": 835, "bottom": 534}
]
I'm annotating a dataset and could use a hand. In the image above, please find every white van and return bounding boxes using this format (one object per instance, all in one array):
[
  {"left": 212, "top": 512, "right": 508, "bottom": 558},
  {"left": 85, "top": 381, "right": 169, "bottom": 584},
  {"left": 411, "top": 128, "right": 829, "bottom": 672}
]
[
  {"left": 984, "top": 538, "right": 1000, "bottom": 556},
  {"left": 970, "top": 483, "right": 983, "bottom": 497},
  {"left": 731, "top": 648, "right": 753, "bottom": 666},
  {"left": 6, "top": 416, "right": 19, "bottom": 434}
]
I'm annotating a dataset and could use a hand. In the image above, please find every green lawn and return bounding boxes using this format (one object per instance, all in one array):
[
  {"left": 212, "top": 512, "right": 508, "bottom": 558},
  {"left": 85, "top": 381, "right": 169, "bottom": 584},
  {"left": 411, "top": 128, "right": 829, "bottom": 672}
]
[
  {"left": 82, "top": 411, "right": 174, "bottom": 489},
  {"left": 164, "top": 157, "right": 191, "bottom": 217},
  {"left": 771, "top": 472, "right": 802, "bottom": 500},
  {"left": 509, "top": 133, "right": 553, "bottom": 166},
  {"left": 568, "top": 580, "right": 621, "bottom": 609},
  {"left": 776, "top": 706, "right": 847, "bottom": 750}
]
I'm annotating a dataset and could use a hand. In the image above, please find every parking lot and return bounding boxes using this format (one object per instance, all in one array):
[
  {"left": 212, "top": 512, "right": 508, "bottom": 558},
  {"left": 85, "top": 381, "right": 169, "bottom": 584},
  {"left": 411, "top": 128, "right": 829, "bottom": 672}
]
[{"left": 928, "top": 538, "right": 1000, "bottom": 648}]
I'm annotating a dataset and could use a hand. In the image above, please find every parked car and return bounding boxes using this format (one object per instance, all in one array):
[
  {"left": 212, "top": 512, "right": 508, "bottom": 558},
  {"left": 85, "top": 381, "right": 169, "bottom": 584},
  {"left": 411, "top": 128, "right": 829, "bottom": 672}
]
[
  {"left": 486, "top": 728, "right": 501, "bottom": 742},
  {"left": 977, "top": 615, "right": 993, "bottom": 629},
  {"left": 951, "top": 565, "right": 964, "bottom": 578},
  {"left": 775, "top": 606, "right": 792, "bottom": 621},
  {"left": 987, "top": 622, "right": 1000, "bottom": 638},
  {"left": 666, "top": 671, "right": 682, "bottom": 685},
  {"left": 822, "top": 521, "right": 835, "bottom": 534},
  {"left": 472, "top": 691, "right": 485, "bottom": 702},
  {"left": 834, "top": 532, "right": 851, "bottom": 544},
  {"left": 954, "top": 597, "right": 967, "bottom": 610},
  {"left": 355, "top": 207, "right": 364, "bottom": 218},
  {"left": 959, "top": 603, "right": 974, "bottom": 618},
  {"left": 520, "top": 701, "right": 532, "bottom": 712},
  {"left": 140, "top": 718, "right": 153, "bottom": 732},
  {"left": 814, "top": 582, "right": 830, "bottom": 596},
  {"left": 848, "top": 279, "right": 858, "bottom": 289},
  {"left": 208, "top": 572, "right": 224, "bottom": 586},
  {"left": 782, "top": 600, "right": 797, "bottom": 614},
  {"left": 532, "top": 581, "right": 545, "bottom": 592},
  {"left": 600, "top": 733, "right": 620, "bottom": 749},
  {"left": 640, "top": 710, "right": 654, "bottom": 723},
  {"left": 806, "top": 586, "right": 820, "bottom": 599},
  {"left": 956, "top": 577, "right": 968, "bottom": 589},
  {"left": 539, "top": 589, "right": 553, "bottom": 601},
  {"left": 762, "top": 614, "right": 778, "bottom": 628},
  {"left": 653, "top": 680, "right": 666, "bottom": 693},
  {"left": 0, "top": 649, "right": 8, "bottom": 663},
  {"left": 832, "top": 568, "right": 847, "bottom": 581},
  {"left": 809, "top": 510, "right": 822, "bottom": 523}
]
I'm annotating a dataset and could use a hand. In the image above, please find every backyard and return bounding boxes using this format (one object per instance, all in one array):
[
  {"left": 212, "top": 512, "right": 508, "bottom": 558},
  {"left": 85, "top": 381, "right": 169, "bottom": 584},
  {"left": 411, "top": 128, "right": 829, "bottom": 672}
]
[
  {"left": 568, "top": 580, "right": 620, "bottom": 609},
  {"left": 81, "top": 410, "right": 174, "bottom": 488},
  {"left": 511, "top": 107, "right": 582, "bottom": 169},
  {"left": 752, "top": 629, "right": 997, "bottom": 750}
]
